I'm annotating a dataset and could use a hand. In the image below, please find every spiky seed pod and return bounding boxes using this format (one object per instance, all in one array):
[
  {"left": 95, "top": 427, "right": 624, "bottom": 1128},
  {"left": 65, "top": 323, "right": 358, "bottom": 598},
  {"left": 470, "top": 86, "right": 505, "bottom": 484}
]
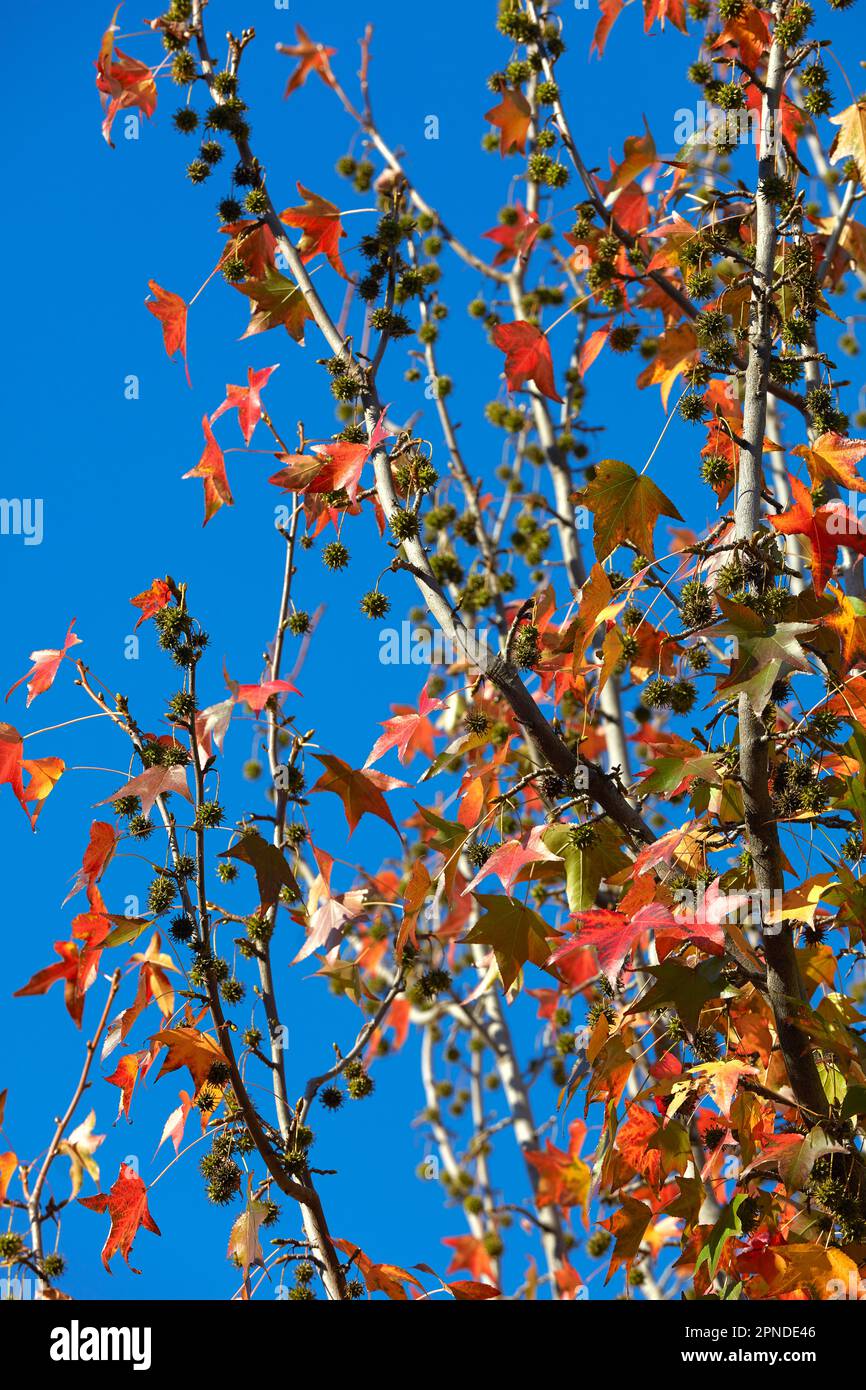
[
  {"left": 679, "top": 393, "right": 706, "bottom": 423},
  {"left": 642, "top": 676, "right": 673, "bottom": 708},
  {"left": 244, "top": 187, "right": 269, "bottom": 216},
  {"left": 586, "top": 1230, "right": 612, "bottom": 1258},
  {"left": 186, "top": 159, "right": 210, "bottom": 184},
  {"left": 221, "top": 977, "right": 245, "bottom": 1006},
  {"left": 322, "top": 541, "right": 350, "bottom": 571},
  {"left": 692, "top": 1027, "right": 720, "bottom": 1062},
  {"left": 171, "top": 51, "right": 197, "bottom": 84},
  {"left": 195, "top": 800, "right": 224, "bottom": 830},
  {"left": 284, "top": 823, "right": 308, "bottom": 848},
  {"left": 173, "top": 107, "right": 199, "bottom": 134},
  {"left": 389, "top": 508, "right": 420, "bottom": 541},
  {"left": 147, "top": 875, "right": 177, "bottom": 914},
  {"left": 41, "top": 1252, "right": 66, "bottom": 1279},
  {"left": 114, "top": 794, "right": 142, "bottom": 818},
  {"left": 320, "top": 1085, "right": 344, "bottom": 1111},
  {"left": 211, "top": 70, "right": 237, "bottom": 97},
  {"left": 511, "top": 622, "right": 540, "bottom": 670},
  {"left": 346, "top": 1070, "right": 375, "bottom": 1100},
  {"left": 419, "top": 968, "right": 452, "bottom": 1000},
  {"left": 169, "top": 915, "right": 194, "bottom": 943},
  {"left": 360, "top": 590, "right": 390, "bottom": 620},
  {"left": 203, "top": 1156, "right": 242, "bottom": 1205},
  {"left": 200, "top": 140, "right": 224, "bottom": 165}
]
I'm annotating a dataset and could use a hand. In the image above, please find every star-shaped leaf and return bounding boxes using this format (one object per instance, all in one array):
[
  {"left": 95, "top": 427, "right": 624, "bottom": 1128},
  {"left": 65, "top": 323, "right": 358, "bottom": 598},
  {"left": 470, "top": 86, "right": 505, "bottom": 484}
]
[{"left": 577, "top": 458, "right": 683, "bottom": 561}]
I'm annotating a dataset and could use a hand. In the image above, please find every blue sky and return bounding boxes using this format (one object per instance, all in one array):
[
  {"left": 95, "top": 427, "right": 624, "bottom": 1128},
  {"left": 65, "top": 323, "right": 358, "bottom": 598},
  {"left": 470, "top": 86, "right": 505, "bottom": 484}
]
[{"left": 0, "top": 0, "right": 861, "bottom": 1300}]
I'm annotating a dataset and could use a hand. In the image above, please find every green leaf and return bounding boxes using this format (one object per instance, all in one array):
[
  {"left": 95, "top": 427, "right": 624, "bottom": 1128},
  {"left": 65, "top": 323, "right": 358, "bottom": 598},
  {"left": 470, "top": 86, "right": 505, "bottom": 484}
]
[
  {"left": 576, "top": 458, "right": 682, "bottom": 562},
  {"left": 463, "top": 893, "right": 552, "bottom": 990},
  {"left": 841, "top": 1084, "right": 866, "bottom": 1121},
  {"left": 695, "top": 1194, "right": 749, "bottom": 1280},
  {"left": 627, "top": 958, "right": 727, "bottom": 1033}
]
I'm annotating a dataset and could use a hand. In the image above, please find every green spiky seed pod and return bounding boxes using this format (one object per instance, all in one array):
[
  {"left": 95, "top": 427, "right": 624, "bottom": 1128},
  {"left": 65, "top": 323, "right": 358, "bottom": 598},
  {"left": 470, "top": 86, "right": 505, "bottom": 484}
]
[
  {"left": 211, "top": 70, "right": 237, "bottom": 97},
  {"left": 195, "top": 800, "right": 224, "bottom": 830},
  {"left": 679, "top": 393, "right": 706, "bottom": 423},
  {"left": 670, "top": 680, "right": 697, "bottom": 715},
  {"left": 321, "top": 1085, "right": 344, "bottom": 1110},
  {"left": 284, "top": 823, "right": 308, "bottom": 849},
  {"left": 691, "top": 1028, "right": 720, "bottom": 1062},
  {"left": 216, "top": 862, "right": 239, "bottom": 886},
  {"left": 186, "top": 159, "right": 210, "bottom": 184},
  {"left": 170, "top": 914, "right": 194, "bottom": 943},
  {"left": 174, "top": 854, "right": 195, "bottom": 881},
  {"left": 679, "top": 580, "right": 714, "bottom": 628},
  {"left": 242, "top": 1027, "right": 263, "bottom": 1051},
  {"left": 200, "top": 140, "right": 224, "bottom": 166},
  {"left": 586, "top": 1230, "right": 612, "bottom": 1258},
  {"left": 322, "top": 541, "right": 350, "bottom": 571},
  {"left": 465, "top": 709, "right": 490, "bottom": 736},
  {"left": 419, "top": 968, "right": 452, "bottom": 1000},
  {"left": 167, "top": 690, "right": 196, "bottom": 722},
  {"left": 204, "top": 1157, "right": 242, "bottom": 1205},
  {"left": 0, "top": 1232, "right": 24, "bottom": 1259},
  {"left": 347, "top": 1070, "right": 375, "bottom": 1100},
  {"left": 536, "top": 79, "right": 559, "bottom": 105},
  {"left": 360, "top": 590, "right": 391, "bottom": 620},
  {"left": 148, "top": 876, "right": 177, "bottom": 914},
  {"left": 41, "top": 1252, "right": 66, "bottom": 1279},
  {"left": 642, "top": 676, "right": 673, "bottom": 708},
  {"left": 244, "top": 187, "right": 269, "bottom": 216},
  {"left": 173, "top": 107, "right": 199, "bottom": 134},
  {"left": 689, "top": 644, "right": 711, "bottom": 672},
  {"left": 700, "top": 453, "right": 732, "bottom": 488},
  {"left": 287, "top": 610, "right": 312, "bottom": 637},
  {"left": 609, "top": 325, "right": 640, "bottom": 353},
  {"left": 221, "top": 977, "right": 245, "bottom": 1005},
  {"left": 511, "top": 622, "right": 540, "bottom": 670},
  {"left": 161, "top": 742, "right": 190, "bottom": 768},
  {"left": 171, "top": 51, "right": 197, "bottom": 84},
  {"left": 114, "top": 794, "right": 142, "bottom": 818},
  {"left": 218, "top": 197, "right": 243, "bottom": 224},
  {"left": 388, "top": 508, "right": 419, "bottom": 541}
]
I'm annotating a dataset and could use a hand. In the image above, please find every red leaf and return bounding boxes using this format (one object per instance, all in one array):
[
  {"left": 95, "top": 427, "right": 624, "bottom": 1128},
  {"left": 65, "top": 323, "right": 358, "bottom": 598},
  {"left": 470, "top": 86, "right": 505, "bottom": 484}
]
[
  {"left": 210, "top": 364, "right": 279, "bottom": 446},
  {"left": 280, "top": 184, "right": 348, "bottom": 279},
  {"left": 14, "top": 940, "right": 92, "bottom": 1027},
  {"left": 96, "top": 763, "right": 192, "bottom": 817},
  {"left": 484, "top": 86, "right": 532, "bottom": 156},
  {"left": 482, "top": 203, "right": 540, "bottom": 267},
  {"left": 276, "top": 24, "right": 337, "bottom": 98},
  {"left": 130, "top": 578, "right": 173, "bottom": 630},
  {"left": 492, "top": 320, "right": 563, "bottom": 403},
  {"left": 311, "top": 753, "right": 406, "bottom": 837},
  {"left": 145, "top": 281, "right": 190, "bottom": 386},
  {"left": 79, "top": 1162, "right": 161, "bottom": 1273},
  {"left": 6, "top": 618, "right": 81, "bottom": 707},
  {"left": 234, "top": 679, "right": 301, "bottom": 713},
  {"left": 364, "top": 685, "right": 443, "bottom": 768},
  {"left": 183, "top": 416, "right": 234, "bottom": 526},
  {"left": 95, "top": 8, "right": 157, "bottom": 147},
  {"left": 769, "top": 473, "right": 866, "bottom": 594},
  {"left": 62, "top": 821, "right": 119, "bottom": 905}
]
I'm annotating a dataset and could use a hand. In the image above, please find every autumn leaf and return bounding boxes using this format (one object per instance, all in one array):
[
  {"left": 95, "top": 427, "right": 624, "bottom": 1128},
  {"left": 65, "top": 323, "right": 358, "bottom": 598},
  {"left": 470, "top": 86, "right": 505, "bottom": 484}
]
[
  {"left": 235, "top": 266, "right": 315, "bottom": 342},
  {"left": 233, "top": 678, "right": 300, "bottom": 712},
  {"left": 280, "top": 185, "right": 348, "bottom": 279},
  {"left": 151, "top": 1026, "right": 229, "bottom": 1098},
  {"left": 228, "top": 1175, "right": 269, "bottom": 1297},
  {"left": 62, "top": 821, "right": 119, "bottom": 905},
  {"left": 0, "top": 722, "right": 25, "bottom": 820},
  {"left": 364, "top": 685, "right": 443, "bottom": 768},
  {"left": 442, "top": 1234, "right": 497, "bottom": 1283},
  {"left": 577, "top": 458, "right": 683, "bottom": 561},
  {"left": 20, "top": 756, "right": 65, "bottom": 830},
  {"left": 591, "top": 0, "right": 624, "bottom": 57},
  {"left": 493, "top": 320, "right": 563, "bottom": 403},
  {"left": 130, "top": 578, "right": 173, "bottom": 630},
  {"left": 6, "top": 618, "right": 81, "bottom": 707},
  {"left": 792, "top": 432, "right": 866, "bottom": 493},
  {"left": 484, "top": 86, "right": 532, "bottom": 156},
  {"left": 603, "top": 1197, "right": 653, "bottom": 1283},
  {"left": 57, "top": 1111, "right": 104, "bottom": 1198},
  {"left": 607, "top": 120, "right": 656, "bottom": 200},
  {"left": 829, "top": 100, "right": 866, "bottom": 185},
  {"left": 79, "top": 1162, "right": 161, "bottom": 1273},
  {"left": 105, "top": 1052, "right": 147, "bottom": 1120},
  {"left": 95, "top": 8, "right": 157, "bottom": 147},
  {"left": 333, "top": 1238, "right": 423, "bottom": 1300},
  {"left": 183, "top": 416, "right": 234, "bottom": 526},
  {"left": 825, "top": 584, "right": 866, "bottom": 665},
  {"left": 276, "top": 24, "right": 337, "bottom": 99},
  {"left": 636, "top": 322, "right": 699, "bottom": 408},
  {"left": 14, "top": 940, "right": 92, "bottom": 1027},
  {"left": 0, "top": 1151, "right": 17, "bottom": 1202},
  {"left": 311, "top": 753, "right": 406, "bottom": 837},
  {"left": 769, "top": 474, "right": 866, "bottom": 594},
  {"left": 96, "top": 763, "right": 191, "bottom": 817},
  {"left": 463, "top": 893, "right": 552, "bottom": 990},
  {"left": 218, "top": 831, "right": 300, "bottom": 911},
  {"left": 145, "top": 281, "right": 190, "bottom": 386},
  {"left": 483, "top": 202, "right": 540, "bottom": 266},
  {"left": 527, "top": 1120, "right": 592, "bottom": 1219},
  {"left": 462, "top": 825, "right": 562, "bottom": 897},
  {"left": 210, "top": 365, "right": 279, "bottom": 445}
]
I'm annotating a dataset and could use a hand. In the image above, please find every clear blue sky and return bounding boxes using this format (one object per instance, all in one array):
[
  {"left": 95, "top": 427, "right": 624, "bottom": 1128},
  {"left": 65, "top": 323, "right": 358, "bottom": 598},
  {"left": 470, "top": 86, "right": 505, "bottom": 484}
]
[{"left": 0, "top": 0, "right": 860, "bottom": 1299}]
